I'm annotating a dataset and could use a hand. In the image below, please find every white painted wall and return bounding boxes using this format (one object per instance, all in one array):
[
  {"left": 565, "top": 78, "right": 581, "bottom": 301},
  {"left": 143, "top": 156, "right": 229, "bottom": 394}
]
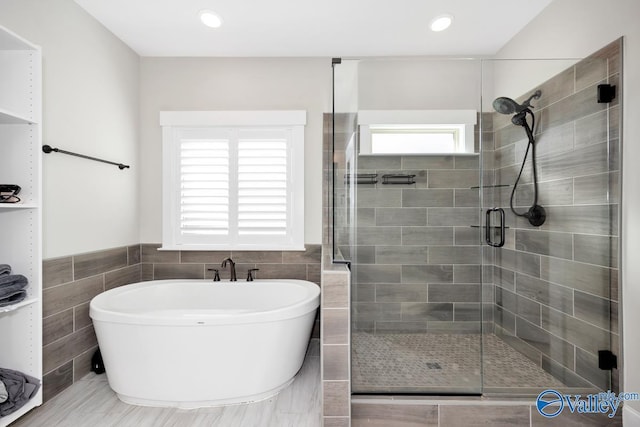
[
  {"left": 358, "top": 59, "right": 482, "bottom": 110},
  {"left": 0, "top": 0, "right": 140, "bottom": 258},
  {"left": 497, "top": 0, "right": 640, "bottom": 420},
  {"left": 138, "top": 57, "right": 330, "bottom": 245}
]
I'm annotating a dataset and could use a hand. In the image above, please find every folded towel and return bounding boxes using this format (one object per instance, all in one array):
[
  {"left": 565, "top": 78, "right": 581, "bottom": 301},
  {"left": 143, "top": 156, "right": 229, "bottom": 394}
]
[
  {"left": 0, "top": 290, "right": 27, "bottom": 307},
  {"left": 0, "top": 274, "right": 27, "bottom": 289},
  {"left": 0, "top": 368, "right": 40, "bottom": 416},
  {"left": 0, "top": 264, "right": 10, "bottom": 277},
  {"left": 0, "top": 380, "right": 7, "bottom": 403}
]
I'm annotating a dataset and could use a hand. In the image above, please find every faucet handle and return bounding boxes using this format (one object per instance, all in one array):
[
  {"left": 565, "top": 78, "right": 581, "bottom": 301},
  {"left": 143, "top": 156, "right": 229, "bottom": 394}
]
[
  {"left": 207, "top": 268, "right": 221, "bottom": 281},
  {"left": 246, "top": 268, "right": 260, "bottom": 281}
]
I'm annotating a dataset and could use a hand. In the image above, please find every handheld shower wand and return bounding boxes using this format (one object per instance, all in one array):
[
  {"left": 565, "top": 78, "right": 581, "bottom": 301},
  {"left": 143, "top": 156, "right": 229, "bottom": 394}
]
[{"left": 493, "top": 90, "right": 546, "bottom": 227}]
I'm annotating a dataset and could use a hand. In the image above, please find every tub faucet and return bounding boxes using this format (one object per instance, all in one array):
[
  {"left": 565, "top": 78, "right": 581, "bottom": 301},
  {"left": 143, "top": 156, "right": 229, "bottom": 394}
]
[{"left": 221, "top": 257, "right": 237, "bottom": 281}]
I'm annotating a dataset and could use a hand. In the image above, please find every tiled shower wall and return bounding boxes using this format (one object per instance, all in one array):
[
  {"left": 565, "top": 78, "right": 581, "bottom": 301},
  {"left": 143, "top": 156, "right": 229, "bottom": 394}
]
[
  {"left": 490, "top": 39, "right": 621, "bottom": 391},
  {"left": 350, "top": 155, "right": 482, "bottom": 334},
  {"left": 42, "top": 244, "right": 321, "bottom": 402}
]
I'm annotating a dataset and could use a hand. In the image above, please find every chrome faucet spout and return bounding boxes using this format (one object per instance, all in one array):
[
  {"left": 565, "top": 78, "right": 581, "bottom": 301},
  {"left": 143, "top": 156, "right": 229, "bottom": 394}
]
[{"left": 221, "top": 257, "right": 237, "bottom": 281}]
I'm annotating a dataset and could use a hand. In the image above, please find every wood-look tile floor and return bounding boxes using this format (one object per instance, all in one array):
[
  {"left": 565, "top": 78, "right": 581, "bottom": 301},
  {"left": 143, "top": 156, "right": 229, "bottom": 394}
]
[{"left": 12, "top": 340, "right": 321, "bottom": 427}]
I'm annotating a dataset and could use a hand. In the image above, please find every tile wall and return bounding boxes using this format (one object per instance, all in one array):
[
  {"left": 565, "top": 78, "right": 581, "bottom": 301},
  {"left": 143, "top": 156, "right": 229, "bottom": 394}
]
[
  {"left": 489, "top": 39, "right": 622, "bottom": 391},
  {"left": 42, "top": 243, "right": 321, "bottom": 402},
  {"left": 350, "top": 154, "right": 482, "bottom": 334},
  {"left": 321, "top": 112, "right": 355, "bottom": 426},
  {"left": 42, "top": 245, "right": 141, "bottom": 401}
]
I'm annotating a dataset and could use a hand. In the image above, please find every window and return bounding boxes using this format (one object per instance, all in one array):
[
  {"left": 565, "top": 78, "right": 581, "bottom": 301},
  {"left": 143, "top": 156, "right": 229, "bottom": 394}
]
[
  {"left": 160, "top": 111, "right": 305, "bottom": 250},
  {"left": 359, "top": 110, "right": 477, "bottom": 155}
]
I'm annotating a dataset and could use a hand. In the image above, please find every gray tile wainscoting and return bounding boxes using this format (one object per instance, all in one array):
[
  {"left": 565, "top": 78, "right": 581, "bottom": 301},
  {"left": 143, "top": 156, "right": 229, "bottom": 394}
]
[
  {"left": 42, "top": 245, "right": 142, "bottom": 401},
  {"left": 42, "top": 243, "right": 321, "bottom": 403}
]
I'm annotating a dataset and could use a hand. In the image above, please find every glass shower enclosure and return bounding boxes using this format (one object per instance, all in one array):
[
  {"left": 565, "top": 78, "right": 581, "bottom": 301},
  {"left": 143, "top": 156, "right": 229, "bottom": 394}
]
[{"left": 331, "top": 40, "right": 621, "bottom": 397}]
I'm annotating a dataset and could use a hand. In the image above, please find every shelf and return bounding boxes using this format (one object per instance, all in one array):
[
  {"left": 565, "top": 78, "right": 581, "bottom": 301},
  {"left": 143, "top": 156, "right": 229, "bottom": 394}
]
[
  {"left": 0, "top": 297, "right": 38, "bottom": 314},
  {"left": 0, "top": 203, "right": 38, "bottom": 210},
  {"left": 0, "top": 107, "right": 36, "bottom": 125},
  {"left": 0, "top": 389, "right": 42, "bottom": 426}
]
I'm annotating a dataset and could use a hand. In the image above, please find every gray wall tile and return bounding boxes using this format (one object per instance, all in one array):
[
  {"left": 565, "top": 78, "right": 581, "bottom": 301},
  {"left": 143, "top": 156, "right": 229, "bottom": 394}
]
[
  {"left": 105, "top": 264, "right": 142, "bottom": 290},
  {"left": 515, "top": 229, "right": 573, "bottom": 260},
  {"left": 402, "top": 189, "right": 453, "bottom": 207},
  {"left": 353, "top": 264, "right": 402, "bottom": 283},
  {"left": 574, "top": 234, "right": 618, "bottom": 268},
  {"left": 574, "top": 290, "right": 612, "bottom": 330},
  {"left": 515, "top": 273, "right": 573, "bottom": 315},
  {"left": 43, "top": 275, "right": 104, "bottom": 318},
  {"left": 495, "top": 248, "right": 540, "bottom": 278},
  {"left": 540, "top": 256, "right": 613, "bottom": 298},
  {"left": 43, "top": 257, "right": 73, "bottom": 288},
  {"left": 574, "top": 172, "right": 619, "bottom": 205},
  {"left": 376, "top": 283, "right": 428, "bottom": 302},
  {"left": 428, "top": 246, "right": 481, "bottom": 264},
  {"left": 74, "top": 247, "right": 128, "bottom": 280},
  {"left": 357, "top": 227, "right": 402, "bottom": 245},
  {"left": 402, "top": 226, "right": 453, "bottom": 245},
  {"left": 376, "top": 245, "right": 428, "bottom": 264},
  {"left": 401, "top": 302, "right": 454, "bottom": 321},
  {"left": 401, "top": 264, "right": 453, "bottom": 284},
  {"left": 439, "top": 405, "right": 529, "bottom": 427},
  {"left": 351, "top": 402, "right": 438, "bottom": 427},
  {"left": 43, "top": 310, "right": 73, "bottom": 347},
  {"left": 357, "top": 188, "right": 402, "bottom": 207},
  {"left": 516, "top": 317, "right": 575, "bottom": 368},
  {"left": 428, "top": 208, "right": 478, "bottom": 226},
  {"left": 376, "top": 208, "right": 427, "bottom": 226},
  {"left": 541, "top": 306, "right": 609, "bottom": 355},
  {"left": 42, "top": 361, "right": 73, "bottom": 402},
  {"left": 429, "top": 284, "right": 480, "bottom": 303},
  {"left": 141, "top": 244, "right": 180, "bottom": 263},
  {"left": 153, "top": 263, "right": 204, "bottom": 280},
  {"left": 428, "top": 170, "right": 478, "bottom": 188},
  {"left": 323, "top": 308, "right": 348, "bottom": 345},
  {"left": 323, "top": 345, "right": 349, "bottom": 380},
  {"left": 43, "top": 325, "right": 97, "bottom": 373}
]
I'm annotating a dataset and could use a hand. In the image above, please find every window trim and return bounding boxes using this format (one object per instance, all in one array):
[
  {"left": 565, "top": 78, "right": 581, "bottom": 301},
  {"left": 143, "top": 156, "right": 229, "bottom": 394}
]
[
  {"left": 160, "top": 111, "right": 306, "bottom": 251},
  {"left": 358, "top": 110, "right": 477, "bottom": 155}
]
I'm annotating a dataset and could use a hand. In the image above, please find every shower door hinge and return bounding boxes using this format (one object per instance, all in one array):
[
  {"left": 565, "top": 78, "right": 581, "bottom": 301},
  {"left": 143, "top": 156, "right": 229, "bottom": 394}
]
[
  {"left": 598, "top": 350, "right": 618, "bottom": 370},
  {"left": 332, "top": 58, "right": 342, "bottom": 65},
  {"left": 597, "top": 84, "right": 616, "bottom": 103}
]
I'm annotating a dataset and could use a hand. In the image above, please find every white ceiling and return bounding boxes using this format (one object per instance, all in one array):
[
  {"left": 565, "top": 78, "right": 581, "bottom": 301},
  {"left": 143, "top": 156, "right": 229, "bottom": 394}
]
[{"left": 74, "top": 0, "right": 553, "bottom": 57}]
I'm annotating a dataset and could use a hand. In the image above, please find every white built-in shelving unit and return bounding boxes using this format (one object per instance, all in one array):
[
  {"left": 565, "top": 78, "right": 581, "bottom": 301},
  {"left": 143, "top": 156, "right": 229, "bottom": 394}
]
[{"left": 0, "top": 25, "right": 42, "bottom": 426}]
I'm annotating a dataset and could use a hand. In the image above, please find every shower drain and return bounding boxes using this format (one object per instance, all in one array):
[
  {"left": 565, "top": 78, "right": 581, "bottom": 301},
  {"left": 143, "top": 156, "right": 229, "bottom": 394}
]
[{"left": 426, "top": 362, "right": 442, "bottom": 370}]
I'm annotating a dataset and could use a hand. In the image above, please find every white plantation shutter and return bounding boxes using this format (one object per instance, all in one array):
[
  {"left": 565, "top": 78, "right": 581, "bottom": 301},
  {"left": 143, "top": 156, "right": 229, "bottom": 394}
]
[
  {"left": 161, "top": 111, "right": 305, "bottom": 250},
  {"left": 237, "top": 130, "right": 289, "bottom": 237},
  {"left": 180, "top": 138, "right": 230, "bottom": 237}
]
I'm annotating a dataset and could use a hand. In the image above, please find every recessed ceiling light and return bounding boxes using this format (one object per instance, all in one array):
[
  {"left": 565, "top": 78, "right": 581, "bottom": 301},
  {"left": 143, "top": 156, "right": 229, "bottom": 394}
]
[
  {"left": 199, "top": 10, "right": 223, "bottom": 28},
  {"left": 430, "top": 14, "right": 453, "bottom": 32}
]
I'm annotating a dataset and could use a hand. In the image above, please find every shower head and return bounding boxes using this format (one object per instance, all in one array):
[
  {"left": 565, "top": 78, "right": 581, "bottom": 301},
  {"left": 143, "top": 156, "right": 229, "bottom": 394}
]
[{"left": 493, "top": 90, "right": 542, "bottom": 115}]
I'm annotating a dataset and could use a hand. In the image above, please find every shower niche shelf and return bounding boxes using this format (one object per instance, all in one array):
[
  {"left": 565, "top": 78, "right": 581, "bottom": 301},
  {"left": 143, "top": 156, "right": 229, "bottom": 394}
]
[
  {"left": 345, "top": 173, "right": 378, "bottom": 184},
  {"left": 382, "top": 174, "right": 416, "bottom": 185}
]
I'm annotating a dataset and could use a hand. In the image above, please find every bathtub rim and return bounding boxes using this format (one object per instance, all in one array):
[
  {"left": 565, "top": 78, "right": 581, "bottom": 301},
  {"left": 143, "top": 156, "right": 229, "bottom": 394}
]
[{"left": 90, "top": 278, "right": 320, "bottom": 327}]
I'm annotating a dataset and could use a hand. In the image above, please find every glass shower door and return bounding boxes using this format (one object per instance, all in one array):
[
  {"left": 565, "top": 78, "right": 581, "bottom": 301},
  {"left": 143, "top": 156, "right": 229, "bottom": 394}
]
[
  {"left": 336, "top": 58, "right": 485, "bottom": 395},
  {"left": 481, "top": 48, "right": 620, "bottom": 395}
]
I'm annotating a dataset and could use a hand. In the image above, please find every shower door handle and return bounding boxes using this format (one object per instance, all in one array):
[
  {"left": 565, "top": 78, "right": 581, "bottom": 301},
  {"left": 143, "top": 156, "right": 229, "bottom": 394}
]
[{"left": 485, "top": 208, "right": 505, "bottom": 247}]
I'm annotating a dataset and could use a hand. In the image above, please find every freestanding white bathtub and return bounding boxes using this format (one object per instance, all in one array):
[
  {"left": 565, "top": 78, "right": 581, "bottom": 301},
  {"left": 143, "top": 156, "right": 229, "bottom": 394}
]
[{"left": 89, "top": 279, "right": 320, "bottom": 409}]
